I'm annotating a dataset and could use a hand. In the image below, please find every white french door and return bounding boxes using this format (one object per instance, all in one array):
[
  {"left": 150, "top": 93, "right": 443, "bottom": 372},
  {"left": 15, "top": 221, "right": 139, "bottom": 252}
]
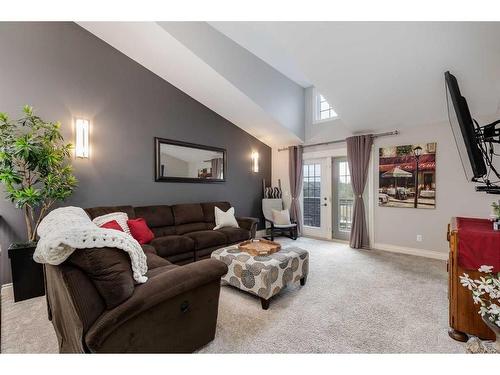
[
  {"left": 302, "top": 158, "right": 332, "bottom": 239},
  {"left": 332, "top": 157, "right": 354, "bottom": 241}
]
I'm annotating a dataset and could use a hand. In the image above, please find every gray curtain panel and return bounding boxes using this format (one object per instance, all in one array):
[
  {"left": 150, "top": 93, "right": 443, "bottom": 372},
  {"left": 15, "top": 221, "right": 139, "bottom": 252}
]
[
  {"left": 288, "top": 146, "right": 304, "bottom": 235},
  {"left": 211, "top": 158, "right": 223, "bottom": 179},
  {"left": 346, "top": 134, "right": 373, "bottom": 248}
]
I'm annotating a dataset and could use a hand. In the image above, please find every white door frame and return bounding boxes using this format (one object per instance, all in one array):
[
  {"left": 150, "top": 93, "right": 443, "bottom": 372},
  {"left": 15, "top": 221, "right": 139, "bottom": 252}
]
[{"left": 303, "top": 148, "right": 348, "bottom": 240}]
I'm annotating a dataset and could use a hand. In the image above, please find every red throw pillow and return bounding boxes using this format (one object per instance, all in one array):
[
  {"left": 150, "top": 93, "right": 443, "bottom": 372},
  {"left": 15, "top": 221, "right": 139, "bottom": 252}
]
[
  {"left": 100, "top": 220, "right": 124, "bottom": 232},
  {"left": 127, "top": 218, "right": 154, "bottom": 244}
]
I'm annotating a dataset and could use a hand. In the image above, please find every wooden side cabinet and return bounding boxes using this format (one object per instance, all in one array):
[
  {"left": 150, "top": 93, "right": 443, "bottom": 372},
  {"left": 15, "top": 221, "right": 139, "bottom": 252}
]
[
  {"left": 447, "top": 218, "right": 495, "bottom": 341},
  {"left": 8, "top": 243, "right": 45, "bottom": 302}
]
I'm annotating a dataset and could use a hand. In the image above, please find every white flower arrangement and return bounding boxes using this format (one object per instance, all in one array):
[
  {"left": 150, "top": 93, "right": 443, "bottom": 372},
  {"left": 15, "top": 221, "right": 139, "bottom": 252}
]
[{"left": 460, "top": 265, "right": 500, "bottom": 328}]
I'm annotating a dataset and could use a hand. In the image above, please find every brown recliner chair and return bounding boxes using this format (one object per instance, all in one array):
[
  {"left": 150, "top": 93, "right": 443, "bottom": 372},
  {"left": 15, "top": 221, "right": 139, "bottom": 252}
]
[{"left": 45, "top": 245, "right": 228, "bottom": 353}]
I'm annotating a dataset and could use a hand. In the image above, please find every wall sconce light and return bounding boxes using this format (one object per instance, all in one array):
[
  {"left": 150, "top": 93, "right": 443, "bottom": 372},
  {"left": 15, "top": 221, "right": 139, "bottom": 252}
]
[
  {"left": 75, "top": 118, "right": 89, "bottom": 158},
  {"left": 251, "top": 151, "right": 259, "bottom": 173}
]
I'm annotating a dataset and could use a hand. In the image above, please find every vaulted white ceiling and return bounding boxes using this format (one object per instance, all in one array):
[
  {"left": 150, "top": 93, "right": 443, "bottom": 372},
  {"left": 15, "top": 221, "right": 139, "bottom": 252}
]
[
  {"left": 208, "top": 22, "right": 312, "bottom": 88},
  {"left": 212, "top": 22, "right": 500, "bottom": 132},
  {"left": 80, "top": 22, "right": 500, "bottom": 145}
]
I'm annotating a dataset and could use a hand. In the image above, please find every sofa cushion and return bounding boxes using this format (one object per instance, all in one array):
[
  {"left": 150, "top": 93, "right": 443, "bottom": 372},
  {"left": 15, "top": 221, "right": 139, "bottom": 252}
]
[
  {"left": 150, "top": 226, "right": 177, "bottom": 237},
  {"left": 185, "top": 230, "right": 226, "bottom": 250},
  {"left": 146, "top": 253, "right": 171, "bottom": 269},
  {"left": 165, "top": 252, "right": 195, "bottom": 265},
  {"left": 66, "top": 247, "right": 134, "bottom": 309},
  {"left": 172, "top": 203, "right": 204, "bottom": 225},
  {"left": 142, "top": 244, "right": 172, "bottom": 269},
  {"left": 141, "top": 244, "right": 157, "bottom": 256},
  {"left": 150, "top": 235, "right": 195, "bottom": 258},
  {"left": 85, "top": 205, "right": 135, "bottom": 220},
  {"left": 201, "top": 202, "right": 231, "bottom": 223},
  {"left": 195, "top": 246, "right": 221, "bottom": 260},
  {"left": 216, "top": 227, "right": 250, "bottom": 243},
  {"left": 134, "top": 205, "right": 174, "bottom": 228},
  {"left": 175, "top": 222, "right": 207, "bottom": 235}
]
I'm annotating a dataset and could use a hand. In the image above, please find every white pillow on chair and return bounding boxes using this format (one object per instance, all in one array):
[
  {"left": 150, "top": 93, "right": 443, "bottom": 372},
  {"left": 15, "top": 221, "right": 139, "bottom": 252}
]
[
  {"left": 214, "top": 206, "right": 239, "bottom": 230},
  {"left": 272, "top": 209, "right": 291, "bottom": 225}
]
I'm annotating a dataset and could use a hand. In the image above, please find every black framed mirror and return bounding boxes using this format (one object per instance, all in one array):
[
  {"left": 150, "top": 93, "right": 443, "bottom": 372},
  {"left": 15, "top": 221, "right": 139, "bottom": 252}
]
[{"left": 155, "top": 137, "right": 226, "bottom": 183}]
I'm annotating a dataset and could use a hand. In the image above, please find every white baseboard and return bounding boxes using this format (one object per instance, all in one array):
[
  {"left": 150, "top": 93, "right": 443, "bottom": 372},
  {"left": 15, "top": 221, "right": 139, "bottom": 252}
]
[
  {"left": 303, "top": 235, "right": 349, "bottom": 244},
  {"left": 255, "top": 229, "right": 267, "bottom": 238},
  {"left": 372, "top": 242, "right": 448, "bottom": 260},
  {"left": 1, "top": 283, "right": 12, "bottom": 290}
]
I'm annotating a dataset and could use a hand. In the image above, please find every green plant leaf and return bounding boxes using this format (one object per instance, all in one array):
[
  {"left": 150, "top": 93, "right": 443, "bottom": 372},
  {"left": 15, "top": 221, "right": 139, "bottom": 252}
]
[
  {"left": 0, "top": 106, "right": 78, "bottom": 239},
  {"left": 0, "top": 112, "right": 8, "bottom": 123},
  {"left": 22, "top": 105, "right": 33, "bottom": 116}
]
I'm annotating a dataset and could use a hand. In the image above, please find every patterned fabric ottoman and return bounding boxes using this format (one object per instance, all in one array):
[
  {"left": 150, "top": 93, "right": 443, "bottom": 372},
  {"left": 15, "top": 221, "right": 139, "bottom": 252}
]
[{"left": 211, "top": 244, "right": 309, "bottom": 309}]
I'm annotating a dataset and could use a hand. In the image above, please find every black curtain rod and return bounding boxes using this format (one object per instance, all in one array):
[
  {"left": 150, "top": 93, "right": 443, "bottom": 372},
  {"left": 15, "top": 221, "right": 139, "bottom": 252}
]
[{"left": 277, "top": 130, "right": 399, "bottom": 152}]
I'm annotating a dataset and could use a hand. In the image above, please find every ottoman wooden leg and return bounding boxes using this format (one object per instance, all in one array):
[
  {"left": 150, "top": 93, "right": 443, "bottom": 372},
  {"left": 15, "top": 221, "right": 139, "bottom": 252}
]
[
  {"left": 260, "top": 297, "right": 270, "bottom": 310},
  {"left": 300, "top": 276, "right": 307, "bottom": 286}
]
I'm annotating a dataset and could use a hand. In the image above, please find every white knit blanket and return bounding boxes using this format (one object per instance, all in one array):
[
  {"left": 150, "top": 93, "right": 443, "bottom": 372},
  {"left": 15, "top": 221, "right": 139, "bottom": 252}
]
[{"left": 34, "top": 206, "right": 148, "bottom": 283}]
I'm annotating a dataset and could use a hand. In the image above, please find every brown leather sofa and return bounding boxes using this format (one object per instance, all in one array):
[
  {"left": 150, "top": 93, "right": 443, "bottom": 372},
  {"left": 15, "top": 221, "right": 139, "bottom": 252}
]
[
  {"left": 45, "top": 201, "right": 257, "bottom": 353},
  {"left": 85, "top": 201, "right": 258, "bottom": 264},
  {"left": 45, "top": 245, "right": 228, "bottom": 353}
]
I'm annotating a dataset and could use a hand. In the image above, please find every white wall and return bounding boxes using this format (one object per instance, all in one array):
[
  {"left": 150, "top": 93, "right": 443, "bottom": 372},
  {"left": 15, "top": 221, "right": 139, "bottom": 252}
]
[
  {"left": 271, "top": 87, "right": 352, "bottom": 213},
  {"left": 273, "top": 113, "right": 499, "bottom": 257},
  {"left": 272, "top": 88, "right": 355, "bottom": 230},
  {"left": 274, "top": 86, "right": 499, "bottom": 256},
  {"left": 372, "top": 120, "right": 499, "bottom": 254}
]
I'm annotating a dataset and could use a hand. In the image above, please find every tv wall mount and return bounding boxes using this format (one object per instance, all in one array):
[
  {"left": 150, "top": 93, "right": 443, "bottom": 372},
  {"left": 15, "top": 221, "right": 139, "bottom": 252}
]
[{"left": 473, "top": 118, "right": 500, "bottom": 194}]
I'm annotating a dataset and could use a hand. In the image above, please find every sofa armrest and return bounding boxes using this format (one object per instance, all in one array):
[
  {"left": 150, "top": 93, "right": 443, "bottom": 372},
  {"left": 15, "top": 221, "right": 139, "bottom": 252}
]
[
  {"left": 236, "top": 217, "right": 259, "bottom": 238},
  {"left": 85, "top": 258, "right": 228, "bottom": 352}
]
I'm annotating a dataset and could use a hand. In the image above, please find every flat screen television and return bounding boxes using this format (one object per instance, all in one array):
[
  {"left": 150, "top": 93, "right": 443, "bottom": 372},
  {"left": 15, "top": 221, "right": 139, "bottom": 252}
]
[{"left": 444, "top": 71, "right": 487, "bottom": 181}]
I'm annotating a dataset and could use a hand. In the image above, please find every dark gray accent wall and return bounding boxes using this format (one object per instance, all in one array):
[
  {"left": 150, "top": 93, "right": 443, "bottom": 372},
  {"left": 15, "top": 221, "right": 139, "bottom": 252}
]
[{"left": 0, "top": 22, "right": 271, "bottom": 285}]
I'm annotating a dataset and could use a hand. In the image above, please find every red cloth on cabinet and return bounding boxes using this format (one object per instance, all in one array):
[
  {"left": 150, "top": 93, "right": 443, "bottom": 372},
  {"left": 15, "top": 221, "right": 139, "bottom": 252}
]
[{"left": 457, "top": 217, "right": 500, "bottom": 272}]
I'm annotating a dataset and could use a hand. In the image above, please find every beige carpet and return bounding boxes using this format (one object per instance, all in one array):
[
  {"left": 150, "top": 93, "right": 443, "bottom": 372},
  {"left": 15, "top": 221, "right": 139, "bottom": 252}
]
[{"left": 1, "top": 237, "right": 464, "bottom": 353}]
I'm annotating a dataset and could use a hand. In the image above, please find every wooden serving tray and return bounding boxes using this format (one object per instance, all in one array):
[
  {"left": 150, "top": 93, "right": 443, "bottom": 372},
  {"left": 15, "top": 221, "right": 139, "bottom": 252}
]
[{"left": 238, "top": 239, "right": 281, "bottom": 256}]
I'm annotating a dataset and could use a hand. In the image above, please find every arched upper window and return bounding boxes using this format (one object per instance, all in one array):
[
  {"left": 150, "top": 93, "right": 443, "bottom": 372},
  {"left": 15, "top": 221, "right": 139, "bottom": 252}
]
[{"left": 315, "top": 93, "right": 338, "bottom": 122}]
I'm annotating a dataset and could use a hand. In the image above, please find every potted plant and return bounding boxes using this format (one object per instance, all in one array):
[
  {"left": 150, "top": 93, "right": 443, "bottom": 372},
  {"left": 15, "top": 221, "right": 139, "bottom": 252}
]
[
  {"left": 460, "top": 265, "right": 500, "bottom": 352},
  {"left": 0, "top": 106, "right": 77, "bottom": 301}
]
